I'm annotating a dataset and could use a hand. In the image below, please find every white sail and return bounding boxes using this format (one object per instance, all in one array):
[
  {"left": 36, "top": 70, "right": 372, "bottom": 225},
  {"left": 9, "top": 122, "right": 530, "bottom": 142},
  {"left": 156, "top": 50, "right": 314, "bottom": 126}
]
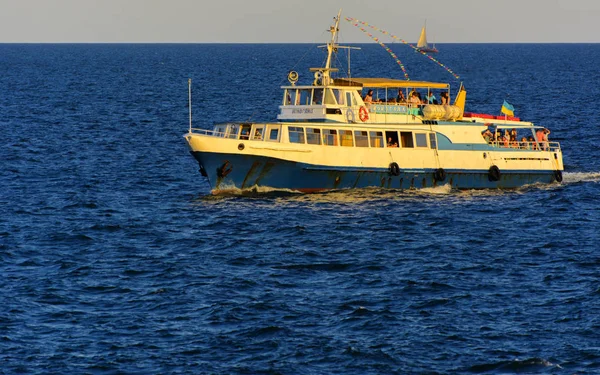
[{"left": 417, "top": 26, "right": 428, "bottom": 49}]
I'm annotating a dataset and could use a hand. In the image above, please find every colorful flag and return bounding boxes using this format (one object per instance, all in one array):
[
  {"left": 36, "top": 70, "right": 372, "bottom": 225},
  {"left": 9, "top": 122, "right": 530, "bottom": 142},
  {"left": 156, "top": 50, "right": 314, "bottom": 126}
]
[{"left": 501, "top": 100, "right": 514, "bottom": 117}]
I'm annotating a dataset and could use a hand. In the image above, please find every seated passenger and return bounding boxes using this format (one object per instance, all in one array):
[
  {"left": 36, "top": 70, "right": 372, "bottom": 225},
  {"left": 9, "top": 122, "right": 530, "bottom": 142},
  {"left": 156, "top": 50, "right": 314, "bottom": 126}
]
[
  {"left": 387, "top": 137, "right": 398, "bottom": 147},
  {"left": 520, "top": 136, "right": 529, "bottom": 149},
  {"left": 529, "top": 136, "right": 537, "bottom": 150},
  {"left": 503, "top": 130, "right": 511, "bottom": 147},
  {"left": 240, "top": 128, "right": 250, "bottom": 140}
]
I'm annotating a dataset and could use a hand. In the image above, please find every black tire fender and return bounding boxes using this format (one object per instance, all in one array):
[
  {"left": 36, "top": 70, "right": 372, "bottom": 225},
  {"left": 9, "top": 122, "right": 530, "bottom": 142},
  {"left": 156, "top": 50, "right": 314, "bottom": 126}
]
[
  {"left": 389, "top": 162, "right": 400, "bottom": 176},
  {"left": 434, "top": 168, "right": 446, "bottom": 182},
  {"left": 554, "top": 170, "right": 563, "bottom": 183},
  {"left": 488, "top": 165, "right": 501, "bottom": 182}
]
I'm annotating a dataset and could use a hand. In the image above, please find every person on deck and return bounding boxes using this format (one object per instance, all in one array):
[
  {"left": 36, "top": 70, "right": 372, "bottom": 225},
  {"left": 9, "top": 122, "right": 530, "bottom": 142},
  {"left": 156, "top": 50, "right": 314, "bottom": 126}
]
[
  {"left": 426, "top": 92, "right": 437, "bottom": 104},
  {"left": 482, "top": 128, "right": 493, "bottom": 143},
  {"left": 440, "top": 92, "right": 449, "bottom": 105},
  {"left": 536, "top": 128, "right": 549, "bottom": 150},
  {"left": 409, "top": 91, "right": 421, "bottom": 105},
  {"left": 364, "top": 90, "right": 374, "bottom": 104},
  {"left": 397, "top": 89, "right": 406, "bottom": 103}
]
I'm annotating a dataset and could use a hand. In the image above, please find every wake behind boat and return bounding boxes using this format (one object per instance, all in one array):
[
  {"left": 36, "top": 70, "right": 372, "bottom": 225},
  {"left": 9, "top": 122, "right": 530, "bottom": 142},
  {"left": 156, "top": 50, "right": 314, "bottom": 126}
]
[{"left": 184, "top": 11, "right": 563, "bottom": 194}]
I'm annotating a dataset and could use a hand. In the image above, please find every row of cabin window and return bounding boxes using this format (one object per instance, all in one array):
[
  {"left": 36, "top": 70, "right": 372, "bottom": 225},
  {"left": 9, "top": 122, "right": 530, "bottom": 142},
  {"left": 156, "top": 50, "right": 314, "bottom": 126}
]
[
  {"left": 284, "top": 88, "right": 359, "bottom": 106},
  {"left": 214, "top": 123, "right": 281, "bottom": 142},
  {"left": 288, "top": 127, "right": 437, "bottom": 149}
]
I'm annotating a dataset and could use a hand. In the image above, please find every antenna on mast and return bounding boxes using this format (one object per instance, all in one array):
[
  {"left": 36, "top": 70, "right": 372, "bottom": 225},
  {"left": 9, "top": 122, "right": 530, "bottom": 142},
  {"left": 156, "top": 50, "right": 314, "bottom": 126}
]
[{"left": 314, "top": 9, "right": 360, "bottom": 81}]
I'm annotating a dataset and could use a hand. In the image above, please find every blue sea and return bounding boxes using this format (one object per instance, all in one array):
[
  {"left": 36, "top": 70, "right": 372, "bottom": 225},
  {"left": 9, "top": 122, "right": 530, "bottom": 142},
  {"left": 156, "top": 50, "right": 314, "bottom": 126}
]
[{"left": 1, "top": 43, "right": 600, "bottom": 374}]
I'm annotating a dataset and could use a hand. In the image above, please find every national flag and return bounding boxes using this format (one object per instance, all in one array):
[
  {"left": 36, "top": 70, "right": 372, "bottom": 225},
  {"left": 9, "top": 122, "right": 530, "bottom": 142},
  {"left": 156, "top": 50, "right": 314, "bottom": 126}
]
[{"left": 501, "top": 100, "right": 514, "bottom": 117}]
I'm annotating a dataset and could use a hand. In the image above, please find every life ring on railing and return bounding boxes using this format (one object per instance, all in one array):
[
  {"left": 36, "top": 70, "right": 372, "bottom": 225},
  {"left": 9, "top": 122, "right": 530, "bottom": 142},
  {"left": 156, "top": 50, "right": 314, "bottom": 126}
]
[
  {"left": 389, "top": 162, "right": 400, "bottom": 176},
  {"left": 488, "top": 165, "right": 501, "bottom": 182},
  {"left": 434, "top": 168, "right": 446, "bottom": 182},
  {"left": 346, "top": 108, "right": 356, "bottom": 123},
  {"left": 359, "top": 106, "right": 369, "bottom": 122},
  {"left": 554, "top": 170, "right": 563, "bottom": 183}
]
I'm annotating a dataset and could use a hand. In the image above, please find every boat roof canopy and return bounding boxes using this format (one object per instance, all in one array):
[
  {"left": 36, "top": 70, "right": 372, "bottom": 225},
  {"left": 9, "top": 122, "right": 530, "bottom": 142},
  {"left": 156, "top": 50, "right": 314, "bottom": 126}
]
[{"left": 333, "top": 78, "right": 449, "bottom": 89}]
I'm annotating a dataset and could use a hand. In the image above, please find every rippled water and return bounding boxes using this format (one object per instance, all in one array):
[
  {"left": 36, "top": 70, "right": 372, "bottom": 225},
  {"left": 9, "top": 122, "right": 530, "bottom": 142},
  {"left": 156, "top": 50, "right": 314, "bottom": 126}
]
[{"left": 1, "top": 43, "right": 600, "bottom": 374}]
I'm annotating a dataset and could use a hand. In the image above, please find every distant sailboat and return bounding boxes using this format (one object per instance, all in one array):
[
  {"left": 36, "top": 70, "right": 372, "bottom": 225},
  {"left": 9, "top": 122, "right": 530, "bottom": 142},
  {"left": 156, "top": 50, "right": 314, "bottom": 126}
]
[{"left": 416, "top": 21, "right": 439, "bottom": 53}]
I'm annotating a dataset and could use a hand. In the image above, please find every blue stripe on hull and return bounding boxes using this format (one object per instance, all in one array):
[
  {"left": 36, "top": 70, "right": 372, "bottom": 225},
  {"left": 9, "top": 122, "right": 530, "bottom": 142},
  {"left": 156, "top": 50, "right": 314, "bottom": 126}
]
[{"left": 190, "top": 152, "right": 560, "bottom": 192}]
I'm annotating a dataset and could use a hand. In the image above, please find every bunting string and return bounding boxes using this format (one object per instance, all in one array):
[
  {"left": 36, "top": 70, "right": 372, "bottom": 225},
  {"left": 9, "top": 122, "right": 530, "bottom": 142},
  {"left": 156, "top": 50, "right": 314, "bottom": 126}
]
[
  {"left": 345, "top": 17, "right": 410, "bottom": 80},
  {"left": 345, "top": 17, "right": 460, "bottom": 80}
]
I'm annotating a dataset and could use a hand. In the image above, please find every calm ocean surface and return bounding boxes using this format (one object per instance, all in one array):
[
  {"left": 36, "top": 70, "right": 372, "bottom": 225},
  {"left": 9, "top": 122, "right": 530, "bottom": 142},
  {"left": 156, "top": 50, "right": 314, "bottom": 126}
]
[{"left": 1, "top": 43, "right": 600, "bottom": 374}]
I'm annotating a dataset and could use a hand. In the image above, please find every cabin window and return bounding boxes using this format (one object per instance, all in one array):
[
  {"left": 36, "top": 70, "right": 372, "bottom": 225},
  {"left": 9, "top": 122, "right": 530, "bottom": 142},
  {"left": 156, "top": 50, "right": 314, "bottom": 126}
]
[
  {"left": 213, "top": 124, "right": 227, "bottom": 137},
  {"left": 415, "top": 133, "right": 428, "bottom": 148},
  {"left": 346, "top": 92, "right": 354, "bottom": 107},
  {"left": 385, "top": 131, "right": 399, "bottom": 148},
  {"left": 400, "top": 132, "right": 414, "bottom": 148},
  {"left": 323, "top": 129, "right": 338, "bottom": 146},
  {"left": 240, "top": 124, "right": 252, "bottom": 140},
  {"left": 339, "top": 130, "right": 354, "bottom": 147},
  {"left": 324, "top": 89, "right": 337, "bottom": 105},
  {"left": 297, "top": 89, "right": 311, "bottom": 105},
  {"left": 284, "top": 89, "right": 291, "bottom": 105},
  {"left": 285, "top": 89, "right": 301, "bottom": 106},
  {"left": 313, "top": 89, "right": 323, "bottom": 105},
  {"left": 288, "top": 126, "right": 305, "bottom": 143},
  {"left": 252, "top": 125, "right": 265, "bottom": 140},
  {"left": 369, "top": 131, "right": 384, "bottom": 148},
  {"left": 227, "top": 124, "right": 239, "bottom": 139},
  {"left": 334, "top": 89, "right": 344, "bottom": 105},
  {"left": 354, "top": 130, "right": 369, "bottom": 147},
  {"left": 267, "top": 125, "right": 280, "bottom": 142},
  {"left": 306, "top": 128, "right": 321, "bottom": 145},
  {"left": 429, "top": 133, "right": 437, "bottom": 149}
]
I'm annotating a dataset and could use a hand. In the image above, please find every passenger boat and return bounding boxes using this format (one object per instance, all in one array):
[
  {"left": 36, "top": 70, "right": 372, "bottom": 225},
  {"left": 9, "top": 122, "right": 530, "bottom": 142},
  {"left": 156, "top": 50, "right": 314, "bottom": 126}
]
[
  {"left": 184, "top": 11, "right": 563, "bottom": 193},
  {"left": 416, "top": 21, "right": 438, "bottom": 53}
]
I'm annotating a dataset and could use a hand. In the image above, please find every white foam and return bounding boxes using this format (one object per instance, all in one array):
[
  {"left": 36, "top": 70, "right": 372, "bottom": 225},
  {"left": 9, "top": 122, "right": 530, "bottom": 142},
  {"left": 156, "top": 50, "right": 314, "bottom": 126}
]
[
  {"left": 562, "top": 171, "right": 600, "bottom": 184},
  {"left": 419, "top": 183, "right": 453, "bottom": 195},
  {"left": 211, "top": 184, "right": 302, "bottom": 196}
]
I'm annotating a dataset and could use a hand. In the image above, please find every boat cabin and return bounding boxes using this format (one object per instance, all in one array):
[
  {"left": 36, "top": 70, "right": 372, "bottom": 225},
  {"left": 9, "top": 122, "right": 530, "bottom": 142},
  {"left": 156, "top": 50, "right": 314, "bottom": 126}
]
[{"left": 277, "top": 77, "right": 461, "bottom": 124}]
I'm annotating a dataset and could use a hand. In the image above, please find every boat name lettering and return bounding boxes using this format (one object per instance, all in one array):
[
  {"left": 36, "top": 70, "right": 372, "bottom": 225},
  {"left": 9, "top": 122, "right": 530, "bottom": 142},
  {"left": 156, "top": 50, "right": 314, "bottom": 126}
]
[
  {"left": 292, "top": 108, "right": 314, "bottom": 114},
  {"left": 372, "top": 104, "right": 409, "bottom": 114}
]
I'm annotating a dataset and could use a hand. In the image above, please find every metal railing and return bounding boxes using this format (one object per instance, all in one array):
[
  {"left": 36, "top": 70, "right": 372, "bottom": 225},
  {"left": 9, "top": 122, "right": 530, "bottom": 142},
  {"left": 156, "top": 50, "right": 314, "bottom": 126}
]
[{"left": 487, "top": 140, "right": 561, "bottom": 152}]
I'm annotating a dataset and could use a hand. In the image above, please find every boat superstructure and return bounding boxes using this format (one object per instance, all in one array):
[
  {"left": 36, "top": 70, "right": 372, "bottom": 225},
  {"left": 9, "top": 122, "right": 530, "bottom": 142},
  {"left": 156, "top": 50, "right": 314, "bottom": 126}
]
[{"left": 184, "top": 11, "right": 563, "bottom": 193}]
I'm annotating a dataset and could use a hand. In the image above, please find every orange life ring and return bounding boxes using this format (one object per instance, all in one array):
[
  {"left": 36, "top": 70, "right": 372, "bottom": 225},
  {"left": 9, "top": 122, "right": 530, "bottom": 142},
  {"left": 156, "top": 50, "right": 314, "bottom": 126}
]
[{"left": 358, "top": 106, "right": 369, "bottom": 122}]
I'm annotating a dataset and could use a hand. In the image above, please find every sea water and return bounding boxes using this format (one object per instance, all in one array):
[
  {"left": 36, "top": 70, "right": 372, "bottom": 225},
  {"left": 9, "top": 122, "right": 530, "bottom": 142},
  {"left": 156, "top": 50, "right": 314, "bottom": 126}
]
[{"left": 1, "top": 43, "right": 600, "bottom": 374}]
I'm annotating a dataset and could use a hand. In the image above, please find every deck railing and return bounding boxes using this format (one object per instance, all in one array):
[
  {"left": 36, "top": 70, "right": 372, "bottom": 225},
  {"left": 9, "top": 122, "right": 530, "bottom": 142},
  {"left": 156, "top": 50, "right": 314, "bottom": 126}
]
[{"left": 488, "top": 140, "right": 561, "bottom": 152}]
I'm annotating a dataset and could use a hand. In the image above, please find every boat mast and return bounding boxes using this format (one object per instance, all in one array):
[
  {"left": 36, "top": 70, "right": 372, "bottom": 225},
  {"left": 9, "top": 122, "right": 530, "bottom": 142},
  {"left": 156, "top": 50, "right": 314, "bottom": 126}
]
[{"left": 322, "top": 9, "right": 342, "bottom": 86}]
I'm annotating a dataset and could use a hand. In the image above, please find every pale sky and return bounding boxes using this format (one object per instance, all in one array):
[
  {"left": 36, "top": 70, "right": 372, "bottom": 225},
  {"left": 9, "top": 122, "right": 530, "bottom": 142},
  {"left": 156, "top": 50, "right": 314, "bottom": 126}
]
[{"left": 1, "top": 0, "right": 599, "bottom": 43}]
